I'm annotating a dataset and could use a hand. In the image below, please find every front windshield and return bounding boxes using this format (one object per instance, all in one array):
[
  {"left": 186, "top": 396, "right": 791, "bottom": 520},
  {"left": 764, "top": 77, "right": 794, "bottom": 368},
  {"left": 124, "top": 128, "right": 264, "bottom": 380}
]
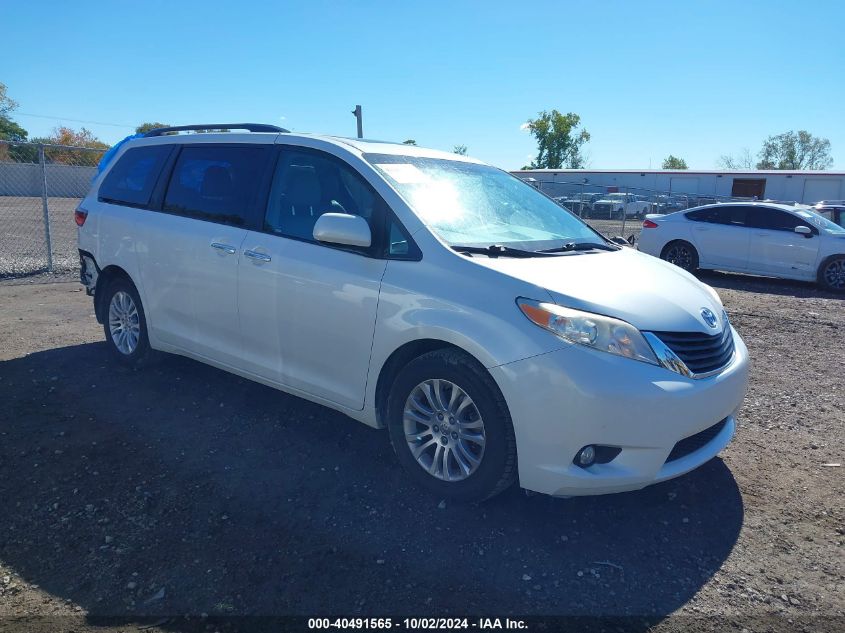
[
  {"left": 795, "top": 208, "right": 845, "bottom": 233},
  {"left": 365, "top": 154, "right": 602, "bottom": 249}
]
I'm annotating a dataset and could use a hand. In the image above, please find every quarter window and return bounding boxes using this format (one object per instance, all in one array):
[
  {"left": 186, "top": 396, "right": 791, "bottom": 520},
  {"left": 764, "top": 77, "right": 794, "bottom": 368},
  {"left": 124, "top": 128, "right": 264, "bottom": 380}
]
[
  {"left": 98, "top": 145, "right": 171, "bottom": 207},
  {"left": 163, "top": 146, "right": 269, "bottom": 226},
  {"left": 264, "top": 149, "right": 377, "bottom": 244}
]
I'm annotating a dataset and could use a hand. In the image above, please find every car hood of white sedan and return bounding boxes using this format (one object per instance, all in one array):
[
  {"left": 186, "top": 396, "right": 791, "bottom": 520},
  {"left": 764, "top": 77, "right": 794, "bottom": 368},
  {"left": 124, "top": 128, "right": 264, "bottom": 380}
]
[{"left": 469, "top": 247, "right": 723, "bottom": 333}]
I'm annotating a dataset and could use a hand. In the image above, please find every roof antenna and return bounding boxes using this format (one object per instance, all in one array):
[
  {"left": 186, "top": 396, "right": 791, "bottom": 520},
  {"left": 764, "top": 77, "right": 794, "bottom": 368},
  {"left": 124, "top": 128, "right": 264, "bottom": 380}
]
[{"left": 351, "top": 105, "right": 363, "bottom": 139}]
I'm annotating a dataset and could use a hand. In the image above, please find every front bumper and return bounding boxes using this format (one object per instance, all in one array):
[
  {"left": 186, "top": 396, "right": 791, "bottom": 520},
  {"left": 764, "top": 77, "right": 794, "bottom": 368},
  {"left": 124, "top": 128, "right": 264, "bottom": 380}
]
[{"left": 489, "top": 326, "right": 749, "bottom": 496}]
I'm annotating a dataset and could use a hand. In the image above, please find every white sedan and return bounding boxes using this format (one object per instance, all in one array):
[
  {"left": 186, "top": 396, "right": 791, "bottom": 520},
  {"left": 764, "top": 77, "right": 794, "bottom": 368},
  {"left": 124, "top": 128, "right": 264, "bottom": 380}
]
[{"left": 638, "top": 202, "right": 845, "bottom": 291}]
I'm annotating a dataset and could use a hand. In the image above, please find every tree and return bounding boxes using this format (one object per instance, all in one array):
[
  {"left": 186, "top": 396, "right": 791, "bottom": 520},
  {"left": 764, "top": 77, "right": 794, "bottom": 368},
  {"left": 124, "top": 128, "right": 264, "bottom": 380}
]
[
  {"left": 135, "top": 122, "right": 171, "bottom": 134},
  {"left": 0, "top": 82, "right": 28, "bottom": 143},
  {"left": 524, "top": 110, "right": 589, "bottom": 169},
  {"left": 31, "top": 126, "right": 110, "bottom": 166},
  {"left": 0, "top": 82, "right": 17, "bottom": 119},
  {"left": 453, "top": 144, "right": 468, "bottom": 156},
  {"left": 662, "top": 155, "right": 688, "bottom": 170},
  {"left": 756, "top": 130, "right": 832, "bottom": 170},
  {"left": 0, "top": 118, "right": 28, "bottom": 142},
  {"left": 718, "top": 148, "right": 754, "bottom": 170},
  {"left": 402, "top": 139, "right": 417, "bottom": 145}
]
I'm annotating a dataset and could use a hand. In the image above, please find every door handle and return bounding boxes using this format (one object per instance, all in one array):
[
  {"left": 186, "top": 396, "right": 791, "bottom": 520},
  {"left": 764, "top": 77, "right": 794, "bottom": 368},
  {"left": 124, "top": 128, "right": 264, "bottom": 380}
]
[
  {"left": 244, "top": 249, "right": 272, "bottom": 263},
  {"left": 211, "top": 242, "right": 237, "bottom": 255}
]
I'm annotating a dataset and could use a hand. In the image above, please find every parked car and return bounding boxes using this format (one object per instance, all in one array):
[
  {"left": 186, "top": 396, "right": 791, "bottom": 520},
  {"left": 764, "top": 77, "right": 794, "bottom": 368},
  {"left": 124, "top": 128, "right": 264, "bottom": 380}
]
[
  {"left": 592, "top": 193, "right": 652, "bottom": 219},
  {"left": 653, "top": 195, "right": 687, "bottom": 213},
  {"left": 77, "top": 124, "right": 749, "bottom": 500},
  {"left": 552, "top": 193, "right": 603, "bottom": 216},
  {"left": 638, "top": 203, "right": 845, "bottom": 291},
  {"left": 813, "top": 200, "right": 845, "bottom": 228}
]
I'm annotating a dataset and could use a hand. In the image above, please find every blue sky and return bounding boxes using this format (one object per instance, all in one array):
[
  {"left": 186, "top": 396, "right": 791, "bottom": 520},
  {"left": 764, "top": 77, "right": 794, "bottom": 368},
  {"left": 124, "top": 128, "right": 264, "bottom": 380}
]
[{"left": 4, "top": 1, "right": 844, "bottom": 170}]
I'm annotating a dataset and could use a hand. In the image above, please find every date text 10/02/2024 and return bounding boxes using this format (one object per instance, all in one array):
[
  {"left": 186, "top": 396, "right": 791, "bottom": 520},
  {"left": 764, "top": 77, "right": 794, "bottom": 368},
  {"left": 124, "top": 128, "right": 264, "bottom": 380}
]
[{"left": 307, "top": 618, "right": 528, "bottom": 629}]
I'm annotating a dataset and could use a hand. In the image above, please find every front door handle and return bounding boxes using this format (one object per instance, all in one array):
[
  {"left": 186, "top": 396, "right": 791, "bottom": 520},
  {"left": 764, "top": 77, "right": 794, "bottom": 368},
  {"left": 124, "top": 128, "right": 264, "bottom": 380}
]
[
  {"left": 211, "top": 242, "right": 237, "bottom": 255},
  {"left": 244, "top": 249, "right": 272, "bottom": 263}
]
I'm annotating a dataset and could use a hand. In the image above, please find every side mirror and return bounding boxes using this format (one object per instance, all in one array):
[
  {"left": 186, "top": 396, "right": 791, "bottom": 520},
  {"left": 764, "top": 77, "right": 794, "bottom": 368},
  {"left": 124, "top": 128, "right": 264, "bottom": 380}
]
[
  {"left": 313, "top": 213, "right": 372, "bottom": 247},
  {"left": 794, "top": 225, "right": 812, "bottom": 237}
]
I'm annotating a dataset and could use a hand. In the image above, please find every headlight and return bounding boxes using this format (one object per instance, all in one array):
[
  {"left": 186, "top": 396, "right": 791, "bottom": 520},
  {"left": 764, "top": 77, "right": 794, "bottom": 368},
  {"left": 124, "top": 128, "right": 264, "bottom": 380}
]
[{"left": 517, "top": 299, "right": 659, "bottom": 365}]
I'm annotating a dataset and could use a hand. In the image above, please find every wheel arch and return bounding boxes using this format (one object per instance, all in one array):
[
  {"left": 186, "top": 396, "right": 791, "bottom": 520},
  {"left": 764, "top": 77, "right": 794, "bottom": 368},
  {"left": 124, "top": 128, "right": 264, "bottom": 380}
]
[
  {"left": 374, "top": 339, "right": 487, "bottom": 429},
  {"left": 93, "top": 265, "right": 136, "bottom": 324}
]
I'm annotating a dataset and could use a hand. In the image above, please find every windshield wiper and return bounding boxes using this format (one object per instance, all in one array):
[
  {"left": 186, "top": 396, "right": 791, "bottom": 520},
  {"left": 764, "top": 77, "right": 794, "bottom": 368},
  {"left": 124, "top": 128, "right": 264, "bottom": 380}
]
[
  {"left": 537, "top": 241, "right": 619, "bottom": 254},
  {"left": 450, "top": 244, "right": 560, "bottom": 258}
]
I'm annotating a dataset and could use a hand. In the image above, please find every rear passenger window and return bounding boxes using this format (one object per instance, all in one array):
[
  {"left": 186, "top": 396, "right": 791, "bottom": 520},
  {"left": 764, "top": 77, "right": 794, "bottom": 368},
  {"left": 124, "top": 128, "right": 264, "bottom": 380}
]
[
  {"left": 264, "top": 149, "right": 378, "bottom": 244},
  {"left": 99, "top": 145, "right": 171, "bottom": 207},
  {"left": 163, "top": 146, "right": 268, "bottom": 226},
  {"left": 685, "top": 208, "right": 717, "bottom": 223},
  {"left": 747, "top": 208, "right": 814, "bottom": 233},
  {"left": 712, "top": 206, "right": 747, "bottom": 226},
  {"left": 686, "top": 206, "right": 746, "bottom": 226}
]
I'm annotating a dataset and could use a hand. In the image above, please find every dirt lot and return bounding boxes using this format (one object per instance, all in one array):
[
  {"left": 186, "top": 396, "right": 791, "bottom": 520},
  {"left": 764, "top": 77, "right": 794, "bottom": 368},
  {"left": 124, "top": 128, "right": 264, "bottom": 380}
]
[{"left": 0, "top": 273, "right": 842, "bottom": 632}]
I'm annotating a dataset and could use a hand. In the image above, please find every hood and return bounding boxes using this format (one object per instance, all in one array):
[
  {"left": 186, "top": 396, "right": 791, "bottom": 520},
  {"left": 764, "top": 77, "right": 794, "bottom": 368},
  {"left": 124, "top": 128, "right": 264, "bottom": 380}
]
[{"left": 468, "top": 248, "right": 723, "bottom": 333}]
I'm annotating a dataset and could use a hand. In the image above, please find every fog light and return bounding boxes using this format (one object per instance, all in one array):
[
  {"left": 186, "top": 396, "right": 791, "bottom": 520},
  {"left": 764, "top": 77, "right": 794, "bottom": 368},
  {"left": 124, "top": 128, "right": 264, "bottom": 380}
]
[{"left": 576, "top": 445, "right": 596, "bottom": 467}]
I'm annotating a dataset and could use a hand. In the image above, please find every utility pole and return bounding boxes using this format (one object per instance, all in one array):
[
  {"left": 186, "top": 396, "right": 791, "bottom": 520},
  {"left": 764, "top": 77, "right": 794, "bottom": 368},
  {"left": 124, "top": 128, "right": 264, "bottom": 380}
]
[{"left": 351, "top": 105, "right": 363, "bottom": 138}]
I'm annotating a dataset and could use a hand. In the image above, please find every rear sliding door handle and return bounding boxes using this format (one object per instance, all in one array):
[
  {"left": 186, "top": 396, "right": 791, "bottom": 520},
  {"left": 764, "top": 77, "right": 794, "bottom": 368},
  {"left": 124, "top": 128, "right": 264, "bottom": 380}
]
[
  {"left": 211, "top": 242, "right": 237, "bottom": 255},
  {"left": 244, "top": 249, "right": 272, "bottom": 263}
]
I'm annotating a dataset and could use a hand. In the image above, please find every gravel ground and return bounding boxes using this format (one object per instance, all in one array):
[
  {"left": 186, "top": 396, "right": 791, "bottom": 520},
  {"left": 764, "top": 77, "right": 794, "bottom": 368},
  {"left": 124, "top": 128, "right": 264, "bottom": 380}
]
[{"left": 0, "top": 272, "right": 842, "bottom": 633}]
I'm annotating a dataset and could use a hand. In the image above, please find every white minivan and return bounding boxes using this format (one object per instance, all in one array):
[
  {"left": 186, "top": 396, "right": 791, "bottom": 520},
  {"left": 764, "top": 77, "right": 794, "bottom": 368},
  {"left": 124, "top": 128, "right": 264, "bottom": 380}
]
[{"left": 77, "top": 124, "right": 749, "bottom": 501}]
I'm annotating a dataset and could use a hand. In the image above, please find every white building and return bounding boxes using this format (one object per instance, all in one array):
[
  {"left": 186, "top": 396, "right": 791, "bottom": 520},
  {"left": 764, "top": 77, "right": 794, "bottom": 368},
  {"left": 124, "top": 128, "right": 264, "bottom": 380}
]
[{"left": 513, "top": 169, "right": 844, "bottom": 204}]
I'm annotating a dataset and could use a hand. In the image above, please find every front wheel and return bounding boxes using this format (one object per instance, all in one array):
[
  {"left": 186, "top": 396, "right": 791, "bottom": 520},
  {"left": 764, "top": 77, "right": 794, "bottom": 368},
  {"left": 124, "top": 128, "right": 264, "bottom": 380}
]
[
  {"left": 661, "top": 240, "right": 699, "bottom": 272},
  {"left": 818, "top": 255, "right": 845, "bottom": 292},
  {"left": 103, "top": 278, "right": 153, "bottom": 365},
  {"left": 387, "top": 349, "right": 517, "bottom": 501}
]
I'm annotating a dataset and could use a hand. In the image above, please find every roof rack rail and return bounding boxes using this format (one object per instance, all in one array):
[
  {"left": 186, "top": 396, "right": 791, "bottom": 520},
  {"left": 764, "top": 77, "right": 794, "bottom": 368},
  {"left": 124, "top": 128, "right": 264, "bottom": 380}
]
[{"left": 143, "top": 123, "right": 289, "bottom": 137}]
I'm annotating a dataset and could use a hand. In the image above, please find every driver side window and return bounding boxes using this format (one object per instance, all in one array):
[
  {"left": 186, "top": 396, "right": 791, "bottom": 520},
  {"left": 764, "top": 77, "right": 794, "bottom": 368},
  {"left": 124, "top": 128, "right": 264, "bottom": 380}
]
[{"left": 264, "top": 149, "right": 376, "bottom": 242}]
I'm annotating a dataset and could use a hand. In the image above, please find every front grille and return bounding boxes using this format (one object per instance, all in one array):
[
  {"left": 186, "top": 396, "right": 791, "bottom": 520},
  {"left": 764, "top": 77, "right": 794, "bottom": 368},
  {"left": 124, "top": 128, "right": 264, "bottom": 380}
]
[
  {"left": 593, "top": 203, "right": 611, "bottom": 213},
  {"left": 651, "top": 326, "right": 735, "bottom": 375},
  {"left": 666, "top": 418, "right": 728, "bottom": 463}
]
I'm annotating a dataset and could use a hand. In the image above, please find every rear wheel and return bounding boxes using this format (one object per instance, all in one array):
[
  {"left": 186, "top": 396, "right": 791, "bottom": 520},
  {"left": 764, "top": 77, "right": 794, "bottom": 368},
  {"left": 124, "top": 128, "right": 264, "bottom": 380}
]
[
  {"left": 661, "top": 240, "right": 699, "bottom": 272},
  {"left": 387, "top": 349, "right": 517, "bottom": 501},
  {"left": 818, "top": 255, "right": 845, "bottom": 292},
  {"left": 103, "top": 278, "right": 153, "bottom": 365}
]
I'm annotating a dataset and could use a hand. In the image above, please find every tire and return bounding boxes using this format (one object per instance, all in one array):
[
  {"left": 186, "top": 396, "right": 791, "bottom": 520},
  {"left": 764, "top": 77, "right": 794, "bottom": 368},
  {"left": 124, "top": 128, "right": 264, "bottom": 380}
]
[
  {"left": 102, "top": 277, "right": 153, "bottom": 365},
  {"left": 818, "top": 255, "right": 845, "bottom": 292},
  {"left": 386, "top": 349, "right": 517, "bottom": 502},
  {"left": 660, "top": 240, "right": 699, "bottom": 273}
]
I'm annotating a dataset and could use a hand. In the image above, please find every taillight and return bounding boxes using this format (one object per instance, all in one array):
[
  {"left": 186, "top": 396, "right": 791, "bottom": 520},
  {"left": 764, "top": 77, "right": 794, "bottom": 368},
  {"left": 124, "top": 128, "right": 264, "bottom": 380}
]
[
  {"left": 642, "top": 219, "right": 658, "bottom": 228},
  {"left": 74, "top": 208, "right": 88, "bottom": 227}
]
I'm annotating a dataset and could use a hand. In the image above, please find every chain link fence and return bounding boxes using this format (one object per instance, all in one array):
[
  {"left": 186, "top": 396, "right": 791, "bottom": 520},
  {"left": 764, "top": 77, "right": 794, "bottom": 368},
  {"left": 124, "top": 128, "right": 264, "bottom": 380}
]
[{"left": 0, "top": 140, "right": 105, "bottom": 279}]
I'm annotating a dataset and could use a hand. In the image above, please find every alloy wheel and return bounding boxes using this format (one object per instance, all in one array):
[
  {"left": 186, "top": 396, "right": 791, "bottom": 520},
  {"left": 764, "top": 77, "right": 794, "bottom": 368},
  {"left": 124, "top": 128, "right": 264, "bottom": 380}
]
[
  {"left": 403, "top": 379, "right": 486, "bottom": 482},
  {"left": 108, "top": 291, "right": 140, "bottom": 355},
  {"left": 665, "top": 244, "right": 693, "bottom": 270},
  {"left": 823, "top": 259, "right": 845, "bottom": 289}
]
